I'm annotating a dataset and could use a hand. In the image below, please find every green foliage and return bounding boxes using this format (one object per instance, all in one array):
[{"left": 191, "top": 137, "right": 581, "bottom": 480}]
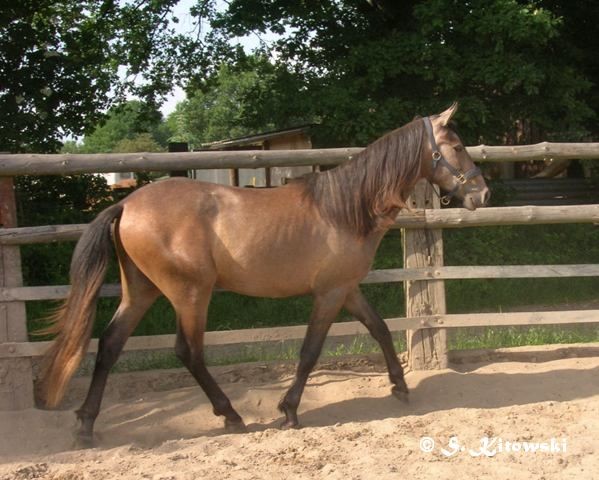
[
  {"left": 443, "top": 224, "right": 599, "bottom": 315},
  {"left": 16, "top": 174, "right": 114, "bottom": 289},
  {"left": 60, "top": 140, "right": 82, "bottom": 154},
  {"left": 112, "top": 132, "right": 167, "bottom": 186},
  {"left": 168, "top": 55, "right": 310, "bottom": 145},
  {"left": 208, "top": 0, "right": 595, "bottom": 145},
  {"left": 16, "top": 174, "right": 112, "bottom": 226},
  {"left": 81, "top": 101, "right": 171, "bottom": 153},
  {"left": 443, "top": 224, "right": 599, "bottom": 266},
  {"left": 4, "top": 1, "right": 599, "bottom": 153},
  {"left": 1, "top": 0, "right": 200, "bottom": 153},
  {"left": 113, "top": 133, "right": 165, "bottom": 154}
]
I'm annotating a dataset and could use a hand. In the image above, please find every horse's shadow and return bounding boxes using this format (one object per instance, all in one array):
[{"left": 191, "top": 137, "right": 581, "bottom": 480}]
[
  {"left": 272, "top": 364, "right": 599, "bottom": 429},
  {"left": 93, "top": 362, "right": 599, "bottom": 448}
]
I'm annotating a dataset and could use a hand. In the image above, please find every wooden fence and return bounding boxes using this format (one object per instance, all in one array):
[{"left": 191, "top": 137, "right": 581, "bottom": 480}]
[
  {"left": 1, "top": 143, "right": 599, "bottom": 409},
  {"left": 501, "top": 178, "right": 599, "bottom": 206}
]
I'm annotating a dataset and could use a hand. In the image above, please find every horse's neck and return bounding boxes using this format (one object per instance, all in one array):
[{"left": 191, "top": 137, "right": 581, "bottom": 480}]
[{"left": 373, "top": 206, "right": 402, "bottom": 231}]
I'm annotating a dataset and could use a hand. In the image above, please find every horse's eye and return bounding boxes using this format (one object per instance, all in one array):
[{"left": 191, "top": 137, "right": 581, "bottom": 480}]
[{"left": 453, "top": 145, "right": 464, "bottom": 152}]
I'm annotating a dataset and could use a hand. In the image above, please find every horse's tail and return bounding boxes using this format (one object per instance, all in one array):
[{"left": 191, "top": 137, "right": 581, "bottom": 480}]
[{"left": 38, "top": 203, "right": 124, "bottom": 408}]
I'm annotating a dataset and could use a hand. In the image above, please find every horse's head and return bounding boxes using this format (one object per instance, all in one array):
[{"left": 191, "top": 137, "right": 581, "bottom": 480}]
[{"left": 421, "top": 103, "right": 490, "bottom": 210}]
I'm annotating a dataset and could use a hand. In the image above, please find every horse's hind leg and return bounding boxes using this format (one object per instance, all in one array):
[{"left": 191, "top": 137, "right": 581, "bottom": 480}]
[
  {"left": 278, "top": 289, "right": 346, "bottom": 429},
  {"left": 173, "top": 289, "right": 246, "bottom": 433},
  {"left": 75, "top": 259, "right": 160, "bottom": 447},
  {"left": 344, "top": 288, "right": 409, "bottom": 401}
]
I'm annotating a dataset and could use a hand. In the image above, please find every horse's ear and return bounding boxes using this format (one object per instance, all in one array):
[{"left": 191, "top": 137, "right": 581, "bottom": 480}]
[{"left": 438, "top": 102, "right": 459, "bottom": 126}]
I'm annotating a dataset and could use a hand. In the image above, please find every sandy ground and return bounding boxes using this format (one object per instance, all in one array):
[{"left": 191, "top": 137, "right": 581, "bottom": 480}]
[{"left": 1, "top": 348, "right": 598, "bottom": 480}]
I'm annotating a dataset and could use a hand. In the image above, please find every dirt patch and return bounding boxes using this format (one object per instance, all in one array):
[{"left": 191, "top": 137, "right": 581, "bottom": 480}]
[{"left": 1, "top": 346, "right": 598, "bottom": 479}]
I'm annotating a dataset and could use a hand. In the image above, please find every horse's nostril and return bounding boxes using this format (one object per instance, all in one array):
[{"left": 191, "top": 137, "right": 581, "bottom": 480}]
[{"left": 482, "top": 189, "right": 491, "bottom": 205}]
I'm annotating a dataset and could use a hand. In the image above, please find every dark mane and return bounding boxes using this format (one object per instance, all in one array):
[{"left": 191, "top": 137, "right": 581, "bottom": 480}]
[{"left": 301, "top": 118, "right": 425, "bottom": 236}]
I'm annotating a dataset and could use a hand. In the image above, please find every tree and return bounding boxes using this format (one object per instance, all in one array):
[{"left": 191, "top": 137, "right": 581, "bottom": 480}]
[
  {"left": 3, "top": 0, "right": 598, "bottom": 153},
  {"left": 536, "top": 0, "right": 599, "bottom": 138},
  {"left": 15, "top": 172, "right": 114, "bottom": 288},
  {"left": 81, "top": 101, "right": 171, "bottom": 153},
  {"left": 207, "top": 0, "right": 595, "bottom": 146},
  {"left": 0, "top": 0, "right": 206, "bottom": 153},
  {"left": 113, "top": 133, "right": 164, "bottom": 154},
  {"left": 168, "top": 55, "right": 309, "bottom": 146}
]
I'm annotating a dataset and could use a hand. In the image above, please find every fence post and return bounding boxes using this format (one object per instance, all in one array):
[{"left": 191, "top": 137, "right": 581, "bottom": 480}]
[
  {"left": 0, "top": 175, "right": 35, "bottom": 409},
  {"left": 402, "top": 180, "right": 448, "bottom": 370}
]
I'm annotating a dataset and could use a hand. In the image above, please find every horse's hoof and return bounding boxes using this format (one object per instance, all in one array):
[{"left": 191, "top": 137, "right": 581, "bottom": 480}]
[
  {"left": 392, "top": 385, "right": 410, "bottom": 404},
  {"left": 224, "top": 419, "right": 248, "bottom": 434},
  {"left": 280, "top": 419, "right": 300, "bottom": 430},
  {"left": 73, "top": 433, "right": 95, "bottom": 449}
]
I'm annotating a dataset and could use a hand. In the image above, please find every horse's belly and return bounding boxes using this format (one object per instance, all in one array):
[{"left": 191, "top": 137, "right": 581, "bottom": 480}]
[
  {"left": 215, "top": 264, "right": 313, "bottom": 298},
  {"left": 213, "top": 247, "right": 370, "bottom": 299},
  {"left": 218, "top": 282, "right": 310, "bottom": 299}
]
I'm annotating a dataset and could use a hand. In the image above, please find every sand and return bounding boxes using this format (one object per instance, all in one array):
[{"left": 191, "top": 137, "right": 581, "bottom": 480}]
[{"left": 1, "top": 349, "right": 598, "bottom": 480}]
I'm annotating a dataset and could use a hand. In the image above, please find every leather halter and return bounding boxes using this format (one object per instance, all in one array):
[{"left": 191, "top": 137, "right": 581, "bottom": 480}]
[{"left": 423, "top": 116, "right": 482, "bottom": 205}]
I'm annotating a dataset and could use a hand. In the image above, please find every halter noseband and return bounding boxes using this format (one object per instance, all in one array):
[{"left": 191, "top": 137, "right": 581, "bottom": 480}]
[{"left": 423, "top": 116, "right": 482, "bottom": 205}]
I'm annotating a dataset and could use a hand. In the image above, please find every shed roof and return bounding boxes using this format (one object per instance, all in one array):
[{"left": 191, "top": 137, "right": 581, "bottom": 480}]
[{"left": 200, "top": 124, "right": 314, "bottom": 150}]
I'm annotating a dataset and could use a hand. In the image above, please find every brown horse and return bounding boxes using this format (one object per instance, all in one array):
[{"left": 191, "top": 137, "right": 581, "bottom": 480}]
[{"left": 39, "top": 103, "right": 489, "bottom": 446}]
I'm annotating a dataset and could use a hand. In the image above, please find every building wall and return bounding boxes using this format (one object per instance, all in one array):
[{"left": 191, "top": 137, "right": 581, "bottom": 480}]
[
  {"left": 101, "top": 172, "right": 134, "bottom": 186},
  {"left": 192, "top": 131, "right": 314, "bottom": 187},
  {"left": 269, "top": 132, "right": 313, "bottom": 186}
]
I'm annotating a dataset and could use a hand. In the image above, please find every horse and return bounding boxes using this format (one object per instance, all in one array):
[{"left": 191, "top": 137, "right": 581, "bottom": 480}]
[{"left": 38, "top": 103, "right": 489, "bottom": 446}]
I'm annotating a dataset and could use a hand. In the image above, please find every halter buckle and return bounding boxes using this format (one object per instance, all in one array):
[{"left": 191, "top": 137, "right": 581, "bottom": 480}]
[{"left": 456, "top": 172, "right": 467, "bottom": 184}]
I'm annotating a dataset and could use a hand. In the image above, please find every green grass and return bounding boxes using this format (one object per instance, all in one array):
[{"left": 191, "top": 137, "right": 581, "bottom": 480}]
[
  {"left": 446, "top": 277, "right": 599, "bottom": 314},
  {"left": 449, "top": 325, "right": 599, "bottom": 350}
]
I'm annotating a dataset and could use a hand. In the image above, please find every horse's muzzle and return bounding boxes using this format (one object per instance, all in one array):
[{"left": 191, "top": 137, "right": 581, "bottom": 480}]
[{"left": 462, "top": 187, "right": 491, "bottom": 210}]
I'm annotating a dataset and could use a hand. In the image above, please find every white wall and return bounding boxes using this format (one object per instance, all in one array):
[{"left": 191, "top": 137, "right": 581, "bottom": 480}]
[{"left": 100, "top": 172, "right": 134, "bottom": 186}]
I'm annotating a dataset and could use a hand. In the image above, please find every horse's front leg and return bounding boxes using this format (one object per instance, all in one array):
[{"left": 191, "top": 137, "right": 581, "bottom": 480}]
[
  {"left": 344, "top": 288, "right": 409, "bottom": 402},
  {"left": 278, "top": 289, "right": 346, "bottom": 429}
]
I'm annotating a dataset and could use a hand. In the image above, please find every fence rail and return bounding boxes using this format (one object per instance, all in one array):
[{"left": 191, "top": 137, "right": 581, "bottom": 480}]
[
  {"left": 2, "top": 263, "right": 599, "bottom": 302},
  {"left": 1, "top": 310, "right": 598, "bottom": 361},
  {"left": 2, "top": 204, "right": 599, "bottom": 246},
  {"left": 2, "top": 141, "right": 599, "bottom": 175},
  {"left": 1, "top": 143, "right": 599, "bottom": 409}
]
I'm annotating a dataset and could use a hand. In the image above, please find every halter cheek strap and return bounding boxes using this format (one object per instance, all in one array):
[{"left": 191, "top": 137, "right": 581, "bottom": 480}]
[{"left": 423, "top": 116, "right": 482, "bottom": 205}]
